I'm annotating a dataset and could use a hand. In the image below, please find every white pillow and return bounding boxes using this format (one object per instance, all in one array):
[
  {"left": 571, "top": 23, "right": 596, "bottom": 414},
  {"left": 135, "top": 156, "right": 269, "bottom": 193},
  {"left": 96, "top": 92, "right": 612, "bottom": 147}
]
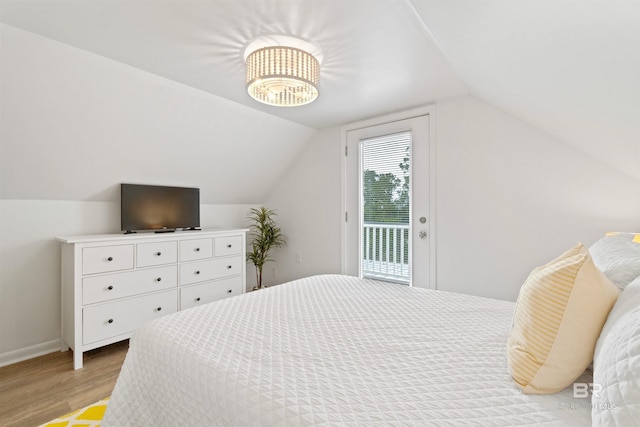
[
  {"left": 588, "top": 234, "right": 640, "bottom": 290},
  {"left": 592, "top": 277, "right": 640, "bottom": 425}
]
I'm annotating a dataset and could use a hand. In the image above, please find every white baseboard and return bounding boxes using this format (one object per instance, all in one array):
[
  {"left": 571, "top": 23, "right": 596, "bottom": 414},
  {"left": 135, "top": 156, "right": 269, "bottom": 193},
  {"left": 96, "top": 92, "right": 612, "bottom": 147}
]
[{"left": 0, "top": 339, "right": 62, "bottom": 368}]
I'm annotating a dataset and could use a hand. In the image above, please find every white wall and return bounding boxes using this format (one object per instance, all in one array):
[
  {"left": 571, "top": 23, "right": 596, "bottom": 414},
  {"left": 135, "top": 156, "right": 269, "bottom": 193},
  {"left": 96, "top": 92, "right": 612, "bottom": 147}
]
[
  {"left": 0, "top": 25, "right": 312, "bottom": 363},
  {"left": 263, "top": 127, "right": 343, "bottom": 286},
  {"left": 435, "top": 96, "right": 640, "bottom": 301},
  {"left": 265, "top": 96, "right": 640, "bottom": 302},
  {"left": 0, "top": 24, "right": 316, "bottom": 203}
]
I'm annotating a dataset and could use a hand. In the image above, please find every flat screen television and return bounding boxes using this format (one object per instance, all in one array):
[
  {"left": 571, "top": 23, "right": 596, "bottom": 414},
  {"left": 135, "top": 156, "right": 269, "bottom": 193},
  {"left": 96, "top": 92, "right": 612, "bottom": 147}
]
[{"left": 121, "top": 183, "right": 200, "bottom": 233}]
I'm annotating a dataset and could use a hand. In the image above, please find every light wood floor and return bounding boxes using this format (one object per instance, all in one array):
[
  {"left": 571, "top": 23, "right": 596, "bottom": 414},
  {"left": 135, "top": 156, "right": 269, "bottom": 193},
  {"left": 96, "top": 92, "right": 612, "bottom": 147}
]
[{"left": 0, "top": 340, "right": 129, "bottom": 427}]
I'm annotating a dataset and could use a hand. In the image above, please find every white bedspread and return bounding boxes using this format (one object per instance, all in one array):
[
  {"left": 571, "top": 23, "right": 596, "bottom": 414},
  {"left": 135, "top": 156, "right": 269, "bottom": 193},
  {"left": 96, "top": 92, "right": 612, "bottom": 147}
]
[{"left": 103, "top": 274, "right": 592, "bottom": 426}]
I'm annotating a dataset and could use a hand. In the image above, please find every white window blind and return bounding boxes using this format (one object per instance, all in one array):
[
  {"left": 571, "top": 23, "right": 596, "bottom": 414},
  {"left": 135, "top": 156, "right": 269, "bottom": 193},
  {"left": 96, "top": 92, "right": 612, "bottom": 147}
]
[
  {"left": 361, "top": 131, "right": 411, "bottom": 225},
  {"left": 360, "top": 131, "right": 411, "bottom": 284}
]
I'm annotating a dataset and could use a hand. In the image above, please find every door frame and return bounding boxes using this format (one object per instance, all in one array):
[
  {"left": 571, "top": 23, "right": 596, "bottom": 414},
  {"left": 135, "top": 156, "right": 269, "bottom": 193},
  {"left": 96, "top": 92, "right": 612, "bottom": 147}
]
[{"left": 340, "top": 105, "right": 438, "bottom": 289}]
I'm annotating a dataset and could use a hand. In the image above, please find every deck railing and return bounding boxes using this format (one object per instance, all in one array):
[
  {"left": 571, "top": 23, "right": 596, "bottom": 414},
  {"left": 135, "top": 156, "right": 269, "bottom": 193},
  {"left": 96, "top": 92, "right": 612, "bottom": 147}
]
[{"left": 362, "top": 223, "right": 410, "bottom": 284}]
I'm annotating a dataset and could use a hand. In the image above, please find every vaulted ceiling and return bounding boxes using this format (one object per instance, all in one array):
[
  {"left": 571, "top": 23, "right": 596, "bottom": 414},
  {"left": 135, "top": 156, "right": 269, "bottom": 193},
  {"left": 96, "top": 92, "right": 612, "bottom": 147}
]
[
  {"left": 2, "top": 0, "right": 639, "bottom": 181},
  {"left": 414, "top": 0, "right": 640, "bottom": 183}
]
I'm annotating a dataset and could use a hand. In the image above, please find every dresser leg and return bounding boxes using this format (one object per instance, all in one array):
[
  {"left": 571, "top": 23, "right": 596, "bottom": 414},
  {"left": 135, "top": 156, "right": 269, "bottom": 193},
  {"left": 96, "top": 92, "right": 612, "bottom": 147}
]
[{"left": 73, "top": 350, "right": 83, "bottom": 370}]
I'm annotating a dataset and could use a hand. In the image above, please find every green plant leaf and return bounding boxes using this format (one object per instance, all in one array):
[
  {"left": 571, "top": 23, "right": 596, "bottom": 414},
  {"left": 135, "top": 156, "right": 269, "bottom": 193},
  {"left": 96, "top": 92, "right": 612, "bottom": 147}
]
[{"left": 246, "top": 206, "right": 287, "bottom": 289}]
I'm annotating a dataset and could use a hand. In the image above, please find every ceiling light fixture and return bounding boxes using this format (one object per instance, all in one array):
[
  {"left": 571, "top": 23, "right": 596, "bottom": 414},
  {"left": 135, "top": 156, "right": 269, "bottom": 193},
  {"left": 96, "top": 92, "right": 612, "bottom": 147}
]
[{"left": 245, "top": 40, "right": 320, "bottom": 107}]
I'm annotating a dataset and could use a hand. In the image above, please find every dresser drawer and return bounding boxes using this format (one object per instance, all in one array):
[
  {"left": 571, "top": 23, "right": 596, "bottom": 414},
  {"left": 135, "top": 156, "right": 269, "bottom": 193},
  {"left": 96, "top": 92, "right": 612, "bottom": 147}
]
[
  {"left": 180, "top": 238, "right": 213, "bottom": 262},
  {"left": 137, "top": 241, "right": 178, "bottom": 267},
  {"left": 83, "top": 265, "right": 177, "bottom": 305},
  {"left": 83, "top": 290, "right": 177, "bottom": 345},
  {"left": 180, "top": 256, "right": 242, "bottom": 285},
  {"left": 180, "top": 276, "right": 243, "bottom": 310},
  {"left": 214, "top": 236, "right": 243, "bottom": 257},
  {"left": 82, "top": 245, "right": 134, "bottom": 275}
]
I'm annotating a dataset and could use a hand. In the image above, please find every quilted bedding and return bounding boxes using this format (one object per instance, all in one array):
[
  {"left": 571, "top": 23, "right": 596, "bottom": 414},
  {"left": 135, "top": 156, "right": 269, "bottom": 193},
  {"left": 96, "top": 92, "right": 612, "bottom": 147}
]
[{"left": 103, "top": 274, "right": 592, "bottom": 426}]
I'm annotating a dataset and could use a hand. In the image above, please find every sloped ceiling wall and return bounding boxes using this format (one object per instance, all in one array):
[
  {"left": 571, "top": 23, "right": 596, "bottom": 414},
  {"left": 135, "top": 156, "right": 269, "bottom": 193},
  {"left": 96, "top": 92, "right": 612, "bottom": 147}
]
[
  {"left": 411, "top": 0, "right": 640, "bottom": 182},
  {"left": 0, "top": 25, "right": 316, "bottom": 204},
  {"left": 0, "top": 0, "right": 468, "bottom": 130},
  {"left": 0, "top": 0, "right": 638, "bottom": 200}
]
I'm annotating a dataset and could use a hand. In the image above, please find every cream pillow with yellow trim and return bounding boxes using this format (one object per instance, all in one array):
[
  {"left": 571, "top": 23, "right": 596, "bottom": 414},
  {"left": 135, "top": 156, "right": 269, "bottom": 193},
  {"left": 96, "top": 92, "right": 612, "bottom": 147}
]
[{"left": 507, "top": 243, "right": 619, "bottom": 394}]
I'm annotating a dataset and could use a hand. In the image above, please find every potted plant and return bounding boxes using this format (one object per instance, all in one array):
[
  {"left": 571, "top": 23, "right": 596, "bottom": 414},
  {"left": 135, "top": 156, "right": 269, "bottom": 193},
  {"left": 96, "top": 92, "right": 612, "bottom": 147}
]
[{"left": 246, "top": 206, "right": 287, "bottom": 290}]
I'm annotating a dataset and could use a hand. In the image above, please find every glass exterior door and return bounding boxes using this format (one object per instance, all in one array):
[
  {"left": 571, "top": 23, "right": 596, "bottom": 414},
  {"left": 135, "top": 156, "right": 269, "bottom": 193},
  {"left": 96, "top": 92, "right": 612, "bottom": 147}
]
[{"left": 345, "top": 115, "right": 430, "bottom": 288}]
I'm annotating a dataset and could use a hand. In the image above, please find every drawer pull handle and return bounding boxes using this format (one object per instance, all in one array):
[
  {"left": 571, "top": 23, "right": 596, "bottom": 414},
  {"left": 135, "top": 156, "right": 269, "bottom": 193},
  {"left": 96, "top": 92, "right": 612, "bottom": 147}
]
[
  {"left": 107, "top": 319, "right": 113, "bottom": 324},
  {"left": 107, "top": 285, "right": 113, "bottom": 291},
  {"left": 156, "top": 277, "right": 162, "bottom": 282},
  {"left": 227, "top": 244, "right": 232, "bottom": 248},
  {"left": 195, "top": 248, "right": 200, "bottom": 252},
  {"left": 227, "top": 265, "right": 232, "bottom": 269},
  {"left": 195, "top": 297, "right": 201, "bottom": 302},
  {"left": 195, "top": 270, "right": 200, "bottom": 275},
  {"left": 156, "top": 307, "right": 162, "bottom": 312},
  {"left": 227, "top": 289, "right": 233, "bottom": 293},
  {"left": 156, "top": 252, "right": 162, "bottom": 256},
  {"left": 107, "top": 257, "right": 113, "bottom": 262}
]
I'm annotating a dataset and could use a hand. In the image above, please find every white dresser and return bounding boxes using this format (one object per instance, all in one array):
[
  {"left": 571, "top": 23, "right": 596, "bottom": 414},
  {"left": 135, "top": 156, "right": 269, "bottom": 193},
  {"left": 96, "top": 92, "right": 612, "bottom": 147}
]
[{"left": 57, "top": 229, "right": 247, "bottom": 369}]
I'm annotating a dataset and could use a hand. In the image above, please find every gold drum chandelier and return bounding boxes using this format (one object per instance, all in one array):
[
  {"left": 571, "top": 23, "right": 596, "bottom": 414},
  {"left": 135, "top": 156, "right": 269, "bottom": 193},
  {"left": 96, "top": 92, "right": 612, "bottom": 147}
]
[{"left": 246, "top": 45, "right": 320, "bottom": 107}]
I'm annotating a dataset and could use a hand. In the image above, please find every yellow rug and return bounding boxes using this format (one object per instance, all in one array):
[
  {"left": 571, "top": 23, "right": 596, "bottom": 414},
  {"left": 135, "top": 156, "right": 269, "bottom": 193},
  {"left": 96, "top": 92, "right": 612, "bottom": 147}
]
[{"left": 38, "top": 397, "right": 109, "bottom": 427}]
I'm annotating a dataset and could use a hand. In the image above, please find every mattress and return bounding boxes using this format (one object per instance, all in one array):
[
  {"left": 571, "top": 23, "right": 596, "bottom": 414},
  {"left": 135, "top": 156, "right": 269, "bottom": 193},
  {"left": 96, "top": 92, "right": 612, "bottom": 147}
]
[{"left": 103, "top": 274, "right": 592, "bottom": 426}]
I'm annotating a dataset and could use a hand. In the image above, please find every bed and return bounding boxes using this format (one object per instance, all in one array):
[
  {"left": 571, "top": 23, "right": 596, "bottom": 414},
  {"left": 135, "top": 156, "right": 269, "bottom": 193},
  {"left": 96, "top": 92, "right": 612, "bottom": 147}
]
[{"left": 103, "top": 274, "right": 596, "bottom": 426}]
